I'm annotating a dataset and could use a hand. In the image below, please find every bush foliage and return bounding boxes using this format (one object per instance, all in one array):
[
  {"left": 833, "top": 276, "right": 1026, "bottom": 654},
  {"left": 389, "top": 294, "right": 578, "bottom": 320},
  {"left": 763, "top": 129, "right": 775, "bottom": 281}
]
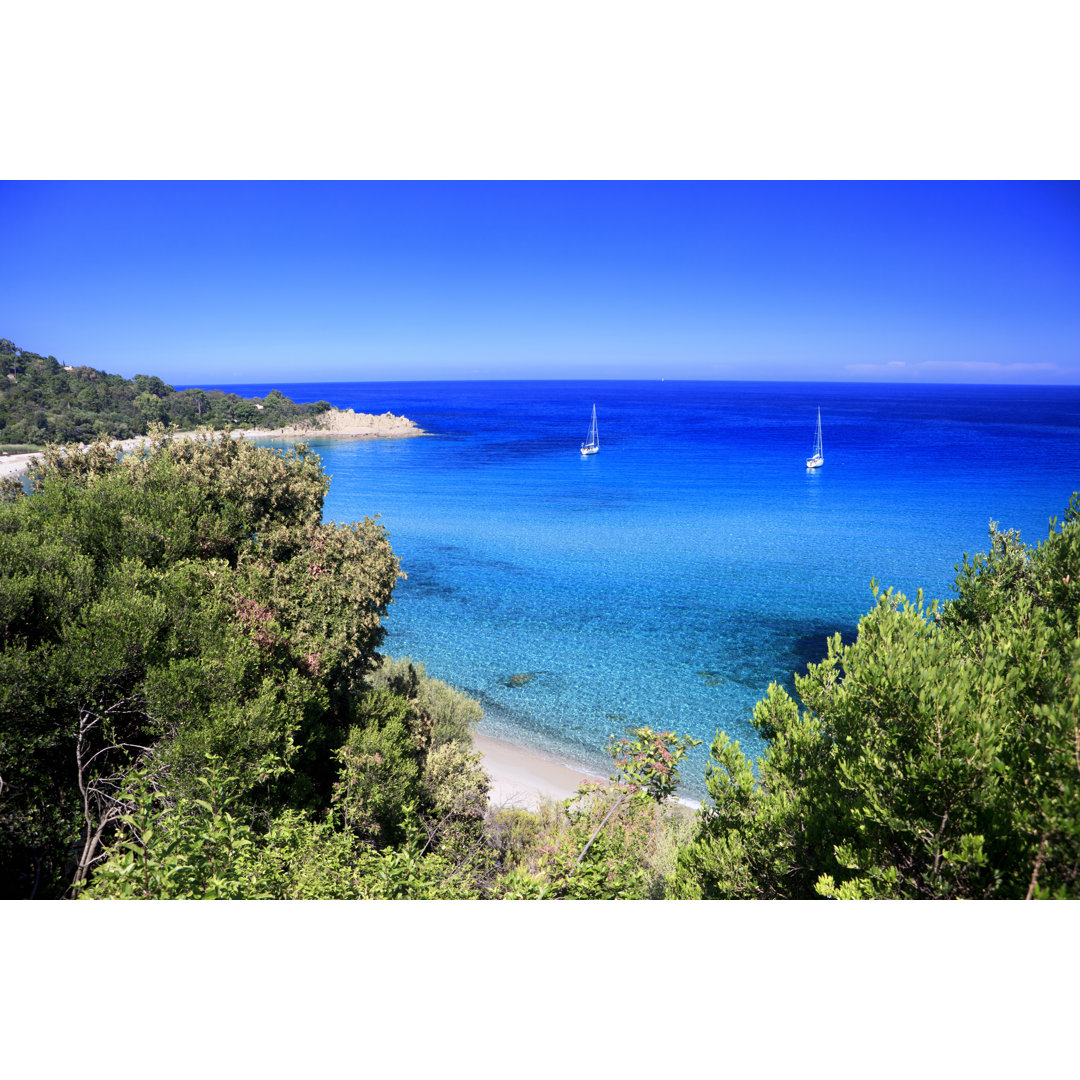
[{"left": 0, "top": 429, "right": 402, "bottom": 896}]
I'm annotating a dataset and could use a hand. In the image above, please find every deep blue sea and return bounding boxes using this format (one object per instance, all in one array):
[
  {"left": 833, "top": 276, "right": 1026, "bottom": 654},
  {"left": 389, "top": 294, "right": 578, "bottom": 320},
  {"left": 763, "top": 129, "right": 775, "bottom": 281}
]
[{"left": 194, "top": 381, "right": 1080, "bottom": 798}]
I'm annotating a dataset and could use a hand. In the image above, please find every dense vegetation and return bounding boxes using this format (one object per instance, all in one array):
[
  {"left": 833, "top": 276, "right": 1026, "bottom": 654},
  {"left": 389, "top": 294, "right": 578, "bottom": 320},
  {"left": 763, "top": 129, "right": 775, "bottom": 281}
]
[
  {"left": 1, "top": 407, "right": 1076, "bottom": 898},
  {"left": 0, "top": 338, "right": 330, "bottom": 446}
]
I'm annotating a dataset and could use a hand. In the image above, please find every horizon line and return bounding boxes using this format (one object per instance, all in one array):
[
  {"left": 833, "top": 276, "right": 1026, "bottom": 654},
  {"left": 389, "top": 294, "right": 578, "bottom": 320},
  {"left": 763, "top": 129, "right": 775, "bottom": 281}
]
[{"left": 174, "top": 376, "right": 1080, "bottom": 391}]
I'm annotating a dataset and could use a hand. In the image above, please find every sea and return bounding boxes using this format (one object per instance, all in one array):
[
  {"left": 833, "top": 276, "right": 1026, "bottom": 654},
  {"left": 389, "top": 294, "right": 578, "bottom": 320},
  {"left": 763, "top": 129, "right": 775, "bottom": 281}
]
[{"left": 190, "top": 380, "right": 1080, "bottom": 799}]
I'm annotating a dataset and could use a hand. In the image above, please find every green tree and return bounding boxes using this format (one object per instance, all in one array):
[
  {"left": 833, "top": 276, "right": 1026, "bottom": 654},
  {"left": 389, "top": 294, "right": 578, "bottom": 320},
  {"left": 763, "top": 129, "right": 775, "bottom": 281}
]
[
  {"left": 0, "top": 429, "right": 400, "bottom": 897},
  {"left": 134, "top": 390, "right": 165, "bottom": 424}
]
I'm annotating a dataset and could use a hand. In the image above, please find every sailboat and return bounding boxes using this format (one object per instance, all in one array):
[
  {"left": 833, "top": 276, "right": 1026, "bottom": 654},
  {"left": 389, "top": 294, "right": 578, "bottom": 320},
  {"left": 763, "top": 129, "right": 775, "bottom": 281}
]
[
  {"left": 806, "top": 408, "right": 824, "bottom": 469},
  {"left": 580, "top": 404, "right": 599, "bottom": 456}
]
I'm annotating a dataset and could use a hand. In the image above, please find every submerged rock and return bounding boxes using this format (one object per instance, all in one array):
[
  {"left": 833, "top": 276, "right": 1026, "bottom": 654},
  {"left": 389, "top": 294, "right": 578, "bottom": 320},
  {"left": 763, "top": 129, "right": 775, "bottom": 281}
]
[{"left": 504, "top": 672, "right": 536, "bottom": 688}]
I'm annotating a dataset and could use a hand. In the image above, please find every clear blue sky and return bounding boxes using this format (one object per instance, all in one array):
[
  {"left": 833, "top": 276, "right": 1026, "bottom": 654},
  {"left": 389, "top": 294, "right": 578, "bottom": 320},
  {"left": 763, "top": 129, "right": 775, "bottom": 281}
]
[{"left": 2, "top": 181, "right": 1077, "bottom": 385}]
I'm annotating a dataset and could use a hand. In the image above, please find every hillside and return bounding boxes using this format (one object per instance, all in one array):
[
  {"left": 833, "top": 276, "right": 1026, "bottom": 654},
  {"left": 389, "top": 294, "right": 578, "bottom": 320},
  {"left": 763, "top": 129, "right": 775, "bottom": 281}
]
[{"left": 0, "top": 338, "right": 331, "bottom": 446}]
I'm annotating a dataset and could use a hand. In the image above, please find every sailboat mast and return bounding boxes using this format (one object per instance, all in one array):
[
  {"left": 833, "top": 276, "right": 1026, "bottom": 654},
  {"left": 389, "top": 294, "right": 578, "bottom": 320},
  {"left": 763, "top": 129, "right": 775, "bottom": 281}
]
[{"left": 806, "top": 407, "right": 824, "bottom": 468}]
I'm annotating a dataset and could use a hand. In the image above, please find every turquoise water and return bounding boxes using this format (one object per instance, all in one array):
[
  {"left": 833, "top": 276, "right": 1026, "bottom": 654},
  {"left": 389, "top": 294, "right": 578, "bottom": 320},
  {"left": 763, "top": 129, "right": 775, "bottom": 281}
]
[{"left": 210, "top": 380, "right": 1080, "bottom": 798}]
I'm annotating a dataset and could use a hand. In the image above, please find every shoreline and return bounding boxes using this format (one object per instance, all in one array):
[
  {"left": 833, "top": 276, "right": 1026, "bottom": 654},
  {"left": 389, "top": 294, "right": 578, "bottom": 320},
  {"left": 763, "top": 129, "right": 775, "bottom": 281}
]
[
  {"left": 0, "top": 407, "right": 425, "bottom": 479},
  {"left": 475, "top": 733, "right": 610, "bottom": 812},
  {"left": 475, "top": 731, "right": 702, "bottom": 812}
]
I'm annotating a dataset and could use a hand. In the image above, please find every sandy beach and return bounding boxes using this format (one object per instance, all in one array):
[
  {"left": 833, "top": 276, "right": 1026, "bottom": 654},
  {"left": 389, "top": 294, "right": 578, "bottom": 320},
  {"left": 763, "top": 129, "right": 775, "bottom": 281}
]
[
  {"left": 0, "top": 407, "right": 425, "bottom": 479},
  {"left": 0, "top": 451, "right": 39, "bottom": 479},
  {"left": 476, "top": 732, "right": 702, "bottom": 813},
  {"left": 476, "top": 733, "right": 610, "bottom": 811}
]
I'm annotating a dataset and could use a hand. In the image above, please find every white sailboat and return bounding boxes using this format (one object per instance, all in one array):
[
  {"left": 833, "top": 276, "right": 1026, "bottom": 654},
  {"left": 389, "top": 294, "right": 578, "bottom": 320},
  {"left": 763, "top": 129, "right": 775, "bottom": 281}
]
[
  {"left": 806, "top": 408, "right": 824, "bottom": 469},
  {"left": 580, "top": 404, "right": 599, "bottom": 456}
]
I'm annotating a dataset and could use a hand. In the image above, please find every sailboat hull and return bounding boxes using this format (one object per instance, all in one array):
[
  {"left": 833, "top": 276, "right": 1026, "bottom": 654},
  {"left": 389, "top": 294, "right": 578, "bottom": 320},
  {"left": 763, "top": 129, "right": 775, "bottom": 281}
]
[
  {"left": 806, "top": 455, "right": 823, "bottom": 469},
  {"left": 581, "top": 445, "right": 598, "bottom": 456}
]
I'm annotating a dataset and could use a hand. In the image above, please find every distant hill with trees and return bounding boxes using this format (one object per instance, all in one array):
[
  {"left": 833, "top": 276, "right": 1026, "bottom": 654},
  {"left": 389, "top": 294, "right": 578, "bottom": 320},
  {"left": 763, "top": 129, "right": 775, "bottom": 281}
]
[{"left": 0, "top": 338, "right": 330, "bottom": 446}]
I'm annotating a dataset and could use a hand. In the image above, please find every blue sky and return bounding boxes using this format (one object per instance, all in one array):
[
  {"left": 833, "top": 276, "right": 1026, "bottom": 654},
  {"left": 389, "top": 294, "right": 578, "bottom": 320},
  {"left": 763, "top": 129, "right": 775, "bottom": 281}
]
[{"left": 2, "top": 181, "right": 1078, "bottom": 386}]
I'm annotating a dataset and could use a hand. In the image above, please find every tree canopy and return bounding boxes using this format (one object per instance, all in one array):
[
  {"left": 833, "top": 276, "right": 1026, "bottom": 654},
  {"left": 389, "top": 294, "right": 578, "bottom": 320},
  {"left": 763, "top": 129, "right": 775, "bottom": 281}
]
[{"left": 0, "top": 429, "right": 403, "bottom": 896}]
